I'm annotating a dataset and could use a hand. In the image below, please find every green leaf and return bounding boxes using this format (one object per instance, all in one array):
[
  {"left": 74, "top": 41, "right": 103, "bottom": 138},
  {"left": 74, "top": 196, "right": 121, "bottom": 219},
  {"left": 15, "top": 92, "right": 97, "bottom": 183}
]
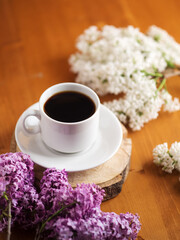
[
  {"left": 165, "top": 59, "right": 175, "bottom": 69},
  {"left": 153, "top": 35, "right": 160, "bottom": 42},
  {"left": 167, "top": 150, "right": 173, "bottom": 158},
  {"left": 102, "top": 79, "right": 108, "bottom": 84},
  {"left": 116, "top": 111, "right": 126, "bottom": 115},
  {"left": 137, "top": 111, "right": 143, "bottom": 116},
  {"left": 136, "top": 38, "right": 141, "bottom": 44}
]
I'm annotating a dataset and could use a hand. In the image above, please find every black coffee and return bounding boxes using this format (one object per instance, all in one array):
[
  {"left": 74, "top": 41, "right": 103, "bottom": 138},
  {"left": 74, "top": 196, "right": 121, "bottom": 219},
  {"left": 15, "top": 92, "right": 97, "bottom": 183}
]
[{"left": 44, "top": 91, "right": 96, "bottom": 122}]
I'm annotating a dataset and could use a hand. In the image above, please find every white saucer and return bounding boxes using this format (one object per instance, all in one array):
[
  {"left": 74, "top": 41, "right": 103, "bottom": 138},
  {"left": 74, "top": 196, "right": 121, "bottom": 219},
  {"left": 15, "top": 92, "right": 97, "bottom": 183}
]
[{"left": 15, "top": 103, "right": 122, "bottom": 172}]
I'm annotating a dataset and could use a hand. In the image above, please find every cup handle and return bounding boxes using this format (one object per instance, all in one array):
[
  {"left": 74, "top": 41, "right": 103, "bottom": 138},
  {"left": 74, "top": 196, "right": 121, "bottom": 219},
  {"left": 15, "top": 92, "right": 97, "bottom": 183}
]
[{"left": 23, "top": 109, "right": 41, "bottom": 134}]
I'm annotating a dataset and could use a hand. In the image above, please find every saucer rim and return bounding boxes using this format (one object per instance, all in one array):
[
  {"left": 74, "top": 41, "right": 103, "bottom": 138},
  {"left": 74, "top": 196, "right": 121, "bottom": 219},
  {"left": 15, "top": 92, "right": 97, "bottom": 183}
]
[{"left": 15, "top": 103, "right": 122, "bottom": 172}]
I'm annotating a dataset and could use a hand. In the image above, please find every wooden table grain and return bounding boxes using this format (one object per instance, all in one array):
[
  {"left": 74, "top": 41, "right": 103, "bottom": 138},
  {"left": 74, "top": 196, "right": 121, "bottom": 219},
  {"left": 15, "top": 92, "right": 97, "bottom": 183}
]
[{"left": 0, "top": 0, "right": 180, "bottom": 239}]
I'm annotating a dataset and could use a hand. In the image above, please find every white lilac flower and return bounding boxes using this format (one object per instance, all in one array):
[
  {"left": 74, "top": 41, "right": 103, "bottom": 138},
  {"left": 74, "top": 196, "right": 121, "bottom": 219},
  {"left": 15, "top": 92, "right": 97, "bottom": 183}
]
[
  {"left": 147, "top": 25, "right": 180, "bottom": 65},
  {"left": 161, "top": 155, "right": 175, "bottom": 174},
  {"left": 160, "top": 90, "right": 180, "bottom": 112},
  {"left": 69, "top": 25, "right": 180, "bottom": 130},
  {"left": 169, "top": 142, "right": 180, "bottom": 171},
  {"left": 153, "top": 142, "right": 180, "bottom": 174},
  {"left": 153, "top": 143, "right": 175, "bottom": 173},
  {"left": 153, "top": 143, "right": 169, "bottom": 166}
]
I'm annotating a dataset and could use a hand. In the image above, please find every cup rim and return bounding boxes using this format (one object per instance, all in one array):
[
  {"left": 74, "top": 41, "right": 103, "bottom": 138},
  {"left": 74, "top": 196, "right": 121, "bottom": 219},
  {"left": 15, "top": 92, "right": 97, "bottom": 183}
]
[{"left": 39, "top": 82, "right": 100, "bottom": 125}]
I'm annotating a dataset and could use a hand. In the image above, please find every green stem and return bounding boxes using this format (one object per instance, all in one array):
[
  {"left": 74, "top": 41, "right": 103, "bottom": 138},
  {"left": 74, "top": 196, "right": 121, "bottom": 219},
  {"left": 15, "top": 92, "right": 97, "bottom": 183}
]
[
  {"left": 0, "top": 206, "right": 9, "bottom": 220},
  {"left": 35, "top": 201, "right": 76, "bottom": 240},
  {"left": 154, "top": 78, "right": 167, "bottom": 97},
  {"left": 3, "top": 192, "right": 8, "bottom": 201},
  {"left": 34, "top": 225, "right": 40, "bottom": 240},
  {"left": 2, "top": 210, "right": 9, "bottom": 217},
  {"left": 2, "top": 192, "right": 12, "bottom": 240},
  {"left": 7, "top": 201, "right": 11, "bottom": 240},
  {"left": 141, "top": 70, "right": 163, "bottom": 78},
  {"left": 157, "top": 78, "right": 166, "bottom": 91}
]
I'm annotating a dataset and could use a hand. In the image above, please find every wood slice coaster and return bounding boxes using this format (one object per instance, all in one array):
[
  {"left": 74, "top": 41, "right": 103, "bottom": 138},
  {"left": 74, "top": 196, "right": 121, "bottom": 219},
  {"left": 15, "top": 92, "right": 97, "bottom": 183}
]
[{"left": 10, "top": 123, "right": 131, "bottom": 201}]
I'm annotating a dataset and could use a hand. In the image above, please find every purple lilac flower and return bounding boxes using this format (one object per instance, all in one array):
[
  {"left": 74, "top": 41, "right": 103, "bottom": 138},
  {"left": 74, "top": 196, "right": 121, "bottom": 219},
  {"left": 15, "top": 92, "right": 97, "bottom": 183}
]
[
  {"left": 0, "top": 152, "right": 40, "bottom": 230},
  {"left": 39, "top": 168, "right": 74, "bottom": 218},
  {"left": 15, "top": 184, "right": 43, "bottom": 229},
  {"left": 0, "top": 155, "right": 141, "bottom": 239},
  {"left": 76, "top": 215, "right": 106, "bottom": 240},
  {"left": 38, "top": 170, "right": 140, "bottom": 240},
  {"left": 99, "top": 212, "right": 141, "bottom": 240},
  {"left": 40, "top": 168, "right": 69, "bottom": 189},
  {"left": 69, "top": 183, "right": 105, "bottom": 220},
  {"left": 0, "top": 177, "right": 6, "bottom": 195},
  {"left": 78, "top": 211, "right": 141, "bottom": 240},
  {"left": 0, "top": 152, "right": 34, "bottom": 183},
  {"left": 43, "top": 211, "right": 141, "bottom": 240},
  {"left": 44, "top": 218, "right": 77, "bottom": 240},
  {"left": 38, "top": 170, "right": 105, "bottom": 221}
]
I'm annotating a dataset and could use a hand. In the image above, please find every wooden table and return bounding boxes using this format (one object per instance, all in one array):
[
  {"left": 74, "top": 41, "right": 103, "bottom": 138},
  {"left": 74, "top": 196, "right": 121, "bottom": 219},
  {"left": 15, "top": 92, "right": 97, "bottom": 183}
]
[{"left": 0, "top": 0, "right": 180, "bottom": 239}]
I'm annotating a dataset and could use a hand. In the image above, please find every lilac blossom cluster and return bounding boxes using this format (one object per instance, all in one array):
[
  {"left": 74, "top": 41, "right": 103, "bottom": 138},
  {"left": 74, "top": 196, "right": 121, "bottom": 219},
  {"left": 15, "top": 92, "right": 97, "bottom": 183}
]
[
  {"left": 44, "top": 210, "right": 141, "bottom": 240},
  {"left": 0, "top": 152, "right": 39, "bottom": 231},
  {"left": 39, "top": 170, "right": 140, "bottom": 240},
  {"left": 69, "top": 25, "right": 180, "bottom": 130},
  {"left": 153, "top": 142, "right": 180, "bottom": 174},
  {"left": 0, "top": 152, "right": 141, "bottom": 239}
]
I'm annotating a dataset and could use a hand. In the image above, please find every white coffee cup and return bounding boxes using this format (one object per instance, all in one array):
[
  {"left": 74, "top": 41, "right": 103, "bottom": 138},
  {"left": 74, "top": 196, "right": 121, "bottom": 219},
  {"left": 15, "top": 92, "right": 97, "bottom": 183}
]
[{"left": 22, "top": 82, "right": 100, "bottom": 153}]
